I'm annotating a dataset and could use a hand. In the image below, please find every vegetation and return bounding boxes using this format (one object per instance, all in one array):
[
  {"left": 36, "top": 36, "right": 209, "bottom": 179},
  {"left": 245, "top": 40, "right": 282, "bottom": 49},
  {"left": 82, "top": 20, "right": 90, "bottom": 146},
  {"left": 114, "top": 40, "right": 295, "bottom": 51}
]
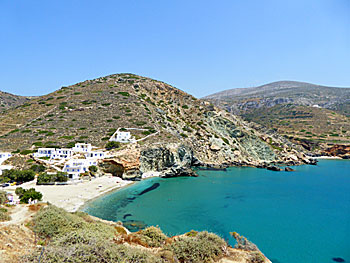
[
  {"left": 37, "top": 172, "right": 68, "bottom": 185},
  {"left": 30, "top": 164, "right": 46, "bottom": 173},
  {"left": 1, "top": 169, "right": 35, "bottom": 183},
  {"left": 23, "top": 205, "right": 232, "bottom": 263},
  {"left": 15, "top": 187, "right": 42, "bottom": 203},
  {"left": 105, "top": 141, "right": 120, "bottom": 150},
  {"left": 0, "top": 190, "right": 7, "bottom": 204},
  {"left": 166, "top": 231, "right": 227, "bottom": 262}
]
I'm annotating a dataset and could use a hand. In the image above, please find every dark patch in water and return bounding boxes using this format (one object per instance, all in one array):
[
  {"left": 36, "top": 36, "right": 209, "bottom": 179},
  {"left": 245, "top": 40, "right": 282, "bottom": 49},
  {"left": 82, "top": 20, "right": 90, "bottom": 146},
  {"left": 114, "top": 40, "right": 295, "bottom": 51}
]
[
  {"left": 123, "top": 220, "right": 147, "bottom": 232},
  {"left": 223, "top": 204, "right": 229, "bottom": 208},
  {"left": 123, "top": 214, "right": 132, "bottom": 219},
  {"left": 333, "top": 257, "right": 345, "bottom": 262},
  {"left": 127, "top": 197, "right": 136, "bottom": 201},
  {"left": 138, "top": 183, "right": 160, "bottom": 196},
  {"left": 225, "top": 194, "right": 245, "bottom": 202}
]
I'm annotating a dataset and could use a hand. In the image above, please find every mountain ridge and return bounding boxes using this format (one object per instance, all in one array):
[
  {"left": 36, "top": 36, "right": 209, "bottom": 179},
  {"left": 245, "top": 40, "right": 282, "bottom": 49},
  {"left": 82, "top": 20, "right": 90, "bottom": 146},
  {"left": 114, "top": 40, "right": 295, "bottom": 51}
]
[{"left": 0, "top": 73, "right": 313, "bottom": 171}]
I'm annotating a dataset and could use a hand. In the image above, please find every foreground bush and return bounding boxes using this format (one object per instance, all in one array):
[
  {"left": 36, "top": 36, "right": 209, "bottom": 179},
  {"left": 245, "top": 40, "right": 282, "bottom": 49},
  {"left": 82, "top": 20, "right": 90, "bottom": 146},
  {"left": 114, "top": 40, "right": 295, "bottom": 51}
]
[
  {"left": 24, "top": 205, "right": 254, "bottom": 263},
  {"left": 0, "top": 208, "right": 11, "bottom": 222},
  {"left": 166, "top": 231, "right": 227, "bottom": 262},
  {"left": 0, "top": 190, "right": 7, "bottom": 204},
  {"left": 138, "top": 226, "right": 168, "bottom": 247}
]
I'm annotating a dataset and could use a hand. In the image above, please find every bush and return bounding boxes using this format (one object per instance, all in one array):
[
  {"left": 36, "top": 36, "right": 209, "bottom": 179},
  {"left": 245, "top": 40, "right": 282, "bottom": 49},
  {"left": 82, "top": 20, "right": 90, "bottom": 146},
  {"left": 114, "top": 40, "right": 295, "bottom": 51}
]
[
  {"left": 0, "top": 190, "right": 7, "bottom": 204},
  {"left": 30, "top": 164, "right": 46, "bottom": 173},
  {"left": 32, "top": 205, "right": 85, "bottom": 238},
  {"left": 89, "top": 165, "right": 98, "bottom": 173},
  {"left": 19, "top": 188, "right": 43, "bottom": 204},
  {"left": 138, "top": 226, "right": 168, "bottom": 247},
  {"left": 105, "top": 141, "right": 120, "bottom": 150},
  {"left": 37, "top": 172, "right": 68, "bottom": 185},
  {"left": 166, "top": 231, "right": 227, "bottom": 262},
  {"left": 0, "top": 210, "right": 11, "bottom": 222},
  {"left": 2, "top": 169, "right": 35, "bottom": 183}
]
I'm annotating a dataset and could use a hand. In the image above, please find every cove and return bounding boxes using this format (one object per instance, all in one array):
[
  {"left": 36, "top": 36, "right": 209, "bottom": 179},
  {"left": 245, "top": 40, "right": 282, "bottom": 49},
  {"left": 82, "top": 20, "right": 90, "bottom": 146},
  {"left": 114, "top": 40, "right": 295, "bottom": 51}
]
[{"left": 83, "top": 160, "right": 350, "bottom": 263}]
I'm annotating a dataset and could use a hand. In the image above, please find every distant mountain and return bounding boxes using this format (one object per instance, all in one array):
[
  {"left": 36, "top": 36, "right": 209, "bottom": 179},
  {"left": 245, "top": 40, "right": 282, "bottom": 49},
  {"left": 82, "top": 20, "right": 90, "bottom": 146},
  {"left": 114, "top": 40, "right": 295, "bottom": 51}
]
[
  {"left": 205, "top": 81, "right": 350, "bottom": 153},
  {"left": 0, "top": 90, "right": 30, "bottom": 111},
  {"left": 0, "top": 74, "right": 313, "bottom": 170}
]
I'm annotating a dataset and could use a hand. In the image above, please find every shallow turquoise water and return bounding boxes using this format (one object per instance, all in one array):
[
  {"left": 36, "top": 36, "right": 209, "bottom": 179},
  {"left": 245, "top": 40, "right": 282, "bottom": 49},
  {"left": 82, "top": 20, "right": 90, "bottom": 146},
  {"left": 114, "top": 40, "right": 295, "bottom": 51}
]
[{"left": 83, "top": 160, "right": 350, "bottom": 263}]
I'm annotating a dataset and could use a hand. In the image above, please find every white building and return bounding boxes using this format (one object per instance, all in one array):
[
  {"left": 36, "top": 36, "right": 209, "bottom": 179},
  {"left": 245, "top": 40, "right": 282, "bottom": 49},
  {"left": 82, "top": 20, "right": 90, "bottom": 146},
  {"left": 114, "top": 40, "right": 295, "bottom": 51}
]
[
  {"left": 33, "top": 148, "right": 56, "bottom": 158},
  {"left": 34, "top": 148, "right": 73, "bottom": 160},
  {"left": 0, "top": 152, "right": 12, "bottom": 165},
  {"left": 51, "top": 149, "right": 74, "bottom": 159},
  {"left": 72, "top": 143, "right": 92, "bottom": 153},
  {"left": 85, "top": 151, "right": 106, "bottom": 159},
  {"left": 110, "top": 131, "right": 134, "bottom": 143},
  {"left": 63, "top": 159, "right": 98, "bottom": 180}
]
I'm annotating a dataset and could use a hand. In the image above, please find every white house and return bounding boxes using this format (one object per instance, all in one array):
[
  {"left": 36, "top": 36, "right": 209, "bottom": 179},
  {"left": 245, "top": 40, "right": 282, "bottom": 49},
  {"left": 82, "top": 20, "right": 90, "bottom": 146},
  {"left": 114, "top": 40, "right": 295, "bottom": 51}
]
[
  {"left": 63, "top": 159, "right": 98, "bottom": 179},
  {"left": 72, "top": 143, "right": 92, "bottom": 153},
  {"left": 85, "top": 151, "right": 107, "bottom": 159},
  {"left": 34, "top": 148, "right": 56, "bottom": 158},
  {"left": 51, "top": 149, "right": 74, "bottom": 159},
  {"left": 110, "top": 131, "right": 134, "bottom": 143},
  {"left": 0, "top": 152, "right": 12, "bottom": 165},
  {"left": 34, "top": 148, "right": 73, "bottom": 160}
]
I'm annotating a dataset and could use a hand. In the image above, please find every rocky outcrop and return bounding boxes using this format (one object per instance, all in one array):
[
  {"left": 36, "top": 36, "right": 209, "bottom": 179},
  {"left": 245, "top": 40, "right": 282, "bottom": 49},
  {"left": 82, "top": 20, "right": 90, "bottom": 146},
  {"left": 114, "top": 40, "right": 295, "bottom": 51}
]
[
  {"left": 140, "top": 144, "right": 197, "bottom": 177},
  {"left": 324, "top": 144, "right": 350, "bottom": 159}
]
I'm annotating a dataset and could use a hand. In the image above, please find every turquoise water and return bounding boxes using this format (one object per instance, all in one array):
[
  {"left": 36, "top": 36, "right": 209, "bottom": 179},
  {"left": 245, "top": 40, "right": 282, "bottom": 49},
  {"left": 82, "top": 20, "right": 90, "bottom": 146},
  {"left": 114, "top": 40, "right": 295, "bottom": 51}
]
[{"left": 83, "top": 160, "right": 350, "bottom": 263}]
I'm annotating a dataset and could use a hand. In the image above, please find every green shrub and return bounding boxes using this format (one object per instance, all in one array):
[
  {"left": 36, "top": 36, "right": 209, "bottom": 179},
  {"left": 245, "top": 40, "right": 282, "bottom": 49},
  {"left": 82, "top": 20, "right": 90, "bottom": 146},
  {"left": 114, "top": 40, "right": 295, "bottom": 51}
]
[
  {"left": 0, "top": 210, "right": 11, "bottom": 222},
  {"left": 0, "top": 190, "right": 7, "bottom": 204},
  {"left": 30, "top": 164, "right": 46, "bottom": 173},
  {"left": 32, "top": 205, "right": 85, "bottom": 238},
  {"left": 105, "top": 141, "right": 120, "bottom": 150},
  {"left": 166, "top": 231, "right": 227, "bottom": 262},
  {"left": 138, "top": 226, "right": 168, "bottom": 247},
  {"left": 118, "top": 91, "right": 130, "bottom": 97},
  {"left": 89, "top": 165, "right": 98, "bottom": 173},
  {"left": 2, "top": 169, "right": 35, "bottom": 183},
  {"left": 19, "top": 188, "right": 42, "bottom": 204},
  {"left": 37, "top": 172, "right": 68, "bottom": 185},
  {"left": 20, "top": 149, "right": 34, "bottom": 155}
]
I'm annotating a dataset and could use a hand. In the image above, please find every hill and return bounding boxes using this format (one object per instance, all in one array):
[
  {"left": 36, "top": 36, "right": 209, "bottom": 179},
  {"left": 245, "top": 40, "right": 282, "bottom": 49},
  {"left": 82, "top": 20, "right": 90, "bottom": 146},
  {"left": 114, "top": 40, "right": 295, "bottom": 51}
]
[
  {"left": 0, "top": 74, "right": 313, "bottom": 170},
  {"left": 0, "top": 91, "right": 30, "bottom": 111},
  {"left": 204, "top": 81, "right": 350, "bottom": 155}
]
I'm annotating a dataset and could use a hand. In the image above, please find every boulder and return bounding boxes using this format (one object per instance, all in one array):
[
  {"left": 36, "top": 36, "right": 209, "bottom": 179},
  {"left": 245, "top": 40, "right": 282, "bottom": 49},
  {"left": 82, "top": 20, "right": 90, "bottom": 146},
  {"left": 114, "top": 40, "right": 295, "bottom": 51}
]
[{"left": 285, "top": 167, "right": 295, "bottom": 172}]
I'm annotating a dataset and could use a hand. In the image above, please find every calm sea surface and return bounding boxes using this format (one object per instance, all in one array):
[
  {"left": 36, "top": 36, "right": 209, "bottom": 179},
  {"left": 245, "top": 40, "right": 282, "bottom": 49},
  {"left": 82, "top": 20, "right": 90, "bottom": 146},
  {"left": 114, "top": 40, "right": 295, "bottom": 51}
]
[{"left": 83, "top": 160, "right": 350, "bottom": 263}]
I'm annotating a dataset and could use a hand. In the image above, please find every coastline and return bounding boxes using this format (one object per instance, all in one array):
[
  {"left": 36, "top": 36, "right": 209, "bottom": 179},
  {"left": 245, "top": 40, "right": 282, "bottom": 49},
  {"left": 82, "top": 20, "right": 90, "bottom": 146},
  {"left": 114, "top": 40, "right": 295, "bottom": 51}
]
[
  {"left": 6, "top": 176, "right": 134, "bottom": 212},
  {"left": 311, "top": 156, "right": 342, "bottom": 160}
]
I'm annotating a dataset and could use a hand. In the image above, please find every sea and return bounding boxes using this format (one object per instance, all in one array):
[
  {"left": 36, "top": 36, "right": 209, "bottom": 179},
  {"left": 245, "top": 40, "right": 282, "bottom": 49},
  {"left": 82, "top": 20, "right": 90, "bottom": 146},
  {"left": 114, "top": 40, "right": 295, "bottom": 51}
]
[{"left": 82, "top": 160, "right": 350, "bottom": 263}]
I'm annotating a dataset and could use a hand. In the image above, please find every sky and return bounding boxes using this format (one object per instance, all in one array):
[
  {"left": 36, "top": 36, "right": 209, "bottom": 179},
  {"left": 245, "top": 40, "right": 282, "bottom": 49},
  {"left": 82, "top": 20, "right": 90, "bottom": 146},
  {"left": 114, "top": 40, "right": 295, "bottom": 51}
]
[{"left": 0, "top": 0, "right": 349, "bottom": 98}]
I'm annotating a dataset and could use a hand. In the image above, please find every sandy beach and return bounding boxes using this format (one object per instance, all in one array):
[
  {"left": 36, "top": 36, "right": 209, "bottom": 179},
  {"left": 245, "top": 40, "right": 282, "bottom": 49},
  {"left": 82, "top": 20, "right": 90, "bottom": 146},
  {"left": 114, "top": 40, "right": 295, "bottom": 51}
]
[{"left": 5, "top": 176, "right": 133, "bottom": 212}]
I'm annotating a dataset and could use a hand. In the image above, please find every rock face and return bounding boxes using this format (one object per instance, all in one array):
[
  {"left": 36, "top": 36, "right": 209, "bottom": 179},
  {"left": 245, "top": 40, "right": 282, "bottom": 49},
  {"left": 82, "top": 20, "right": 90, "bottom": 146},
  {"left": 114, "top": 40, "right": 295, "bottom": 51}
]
[{"left": 140, "top": 144, "right": 197, "bottom": 177}]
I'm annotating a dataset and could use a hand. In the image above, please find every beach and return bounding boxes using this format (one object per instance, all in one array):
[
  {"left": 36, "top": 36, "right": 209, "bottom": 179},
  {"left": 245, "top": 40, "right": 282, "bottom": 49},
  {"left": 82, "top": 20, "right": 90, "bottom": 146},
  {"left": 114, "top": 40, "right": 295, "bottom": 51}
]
[{"left": 5, "top": 176, "right": 133, "bottom": 212}]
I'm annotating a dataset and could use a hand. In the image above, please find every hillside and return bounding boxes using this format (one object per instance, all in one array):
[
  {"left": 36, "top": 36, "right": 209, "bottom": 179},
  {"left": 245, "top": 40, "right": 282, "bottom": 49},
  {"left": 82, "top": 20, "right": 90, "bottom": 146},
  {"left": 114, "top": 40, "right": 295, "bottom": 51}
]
[
  {"left": 0, "top": 74, "right": 313, "bottom": 169},
  {"left": 205, "top": 81, "right": 350, "bottom": 155},
  {"left": 0, "top": 91, "right": 30, "bottom": 111}
]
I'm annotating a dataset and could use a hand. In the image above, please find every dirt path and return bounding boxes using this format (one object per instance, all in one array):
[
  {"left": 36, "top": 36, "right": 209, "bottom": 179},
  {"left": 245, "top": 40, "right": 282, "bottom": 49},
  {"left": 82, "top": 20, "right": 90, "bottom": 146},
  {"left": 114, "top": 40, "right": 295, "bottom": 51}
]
[{"left": 1, "top": 205, "right": 33, "bottom": 226}]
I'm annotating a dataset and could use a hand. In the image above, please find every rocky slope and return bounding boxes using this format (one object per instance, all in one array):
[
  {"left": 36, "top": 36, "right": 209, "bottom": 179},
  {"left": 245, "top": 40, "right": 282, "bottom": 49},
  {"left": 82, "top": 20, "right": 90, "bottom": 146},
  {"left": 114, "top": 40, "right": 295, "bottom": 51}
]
[
  {"left": 0, "top": 90, "right": 30, "bottom": 111},
  {"left": 0, "top": 74, "right": 314, "bottom": 177},
  {"left": 205, "top": 81, "right": 350, "bottom": 156}
]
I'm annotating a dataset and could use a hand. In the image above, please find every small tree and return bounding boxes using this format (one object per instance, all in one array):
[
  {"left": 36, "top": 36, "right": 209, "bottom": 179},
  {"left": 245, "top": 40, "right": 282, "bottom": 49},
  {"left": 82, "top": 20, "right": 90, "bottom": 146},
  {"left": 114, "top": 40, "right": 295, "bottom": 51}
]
[
  {"left": 88, "top": 165, "right": 98, "bottom": 173},
  {"left": 105, "top": 141, "right": 120, "bottom": 150},
  {"left": 19, "top": 188, "right": 43, "bottom": 204},
  {"left": 15, "top": 187, "right": 25, "bottom": 198},
  {"left": 55, "top": 172, "right": 68, "bottom": 182}
]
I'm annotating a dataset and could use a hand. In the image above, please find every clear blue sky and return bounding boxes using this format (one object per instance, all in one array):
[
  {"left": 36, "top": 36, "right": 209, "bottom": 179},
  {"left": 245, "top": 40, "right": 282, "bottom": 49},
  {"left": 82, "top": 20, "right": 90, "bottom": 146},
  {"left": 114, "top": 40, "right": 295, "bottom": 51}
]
[{"left": 1, "top": 0, "right": 349, "bottom": 97}]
